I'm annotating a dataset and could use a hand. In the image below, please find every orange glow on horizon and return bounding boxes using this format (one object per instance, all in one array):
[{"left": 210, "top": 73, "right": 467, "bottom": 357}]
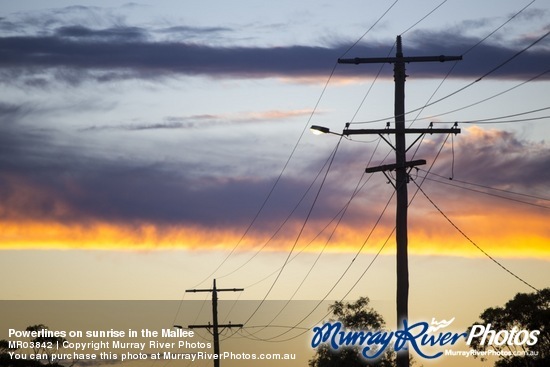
[{"left": 1, "top": 218, "right": 548, "bottom": 260}]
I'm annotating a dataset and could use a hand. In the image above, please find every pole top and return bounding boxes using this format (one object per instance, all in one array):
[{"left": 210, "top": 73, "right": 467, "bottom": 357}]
[{"left": 396, "top": 35, "right": 403, "bottom": 57}]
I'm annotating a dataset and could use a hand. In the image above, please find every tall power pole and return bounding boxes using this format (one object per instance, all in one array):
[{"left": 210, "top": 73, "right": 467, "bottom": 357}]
[
  {"left": 186, "top": 279, "right": 244, "bottom": 367},
  {"left": 338, "top": 35, "right": 461, "bottom": 367}
]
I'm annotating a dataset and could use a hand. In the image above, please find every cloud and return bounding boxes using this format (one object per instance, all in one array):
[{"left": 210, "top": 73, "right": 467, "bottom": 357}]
[
  {"left": 0, "top": 113, "right": 547, "bottom": 256},
  {"left": 0, "top": 23, "right": 549, "bottom": 85},
  {"left": 0, "top": 112, "right": 547, "bottom": 232},
  {"left": 82, "top": 109, "right": 314, "bottom": 131},
  {"left": 55, "top": 25, "right": 148, "bottom": 41},
  {"left": 422, "top": 127, "right": 550, "bottom": 190}
]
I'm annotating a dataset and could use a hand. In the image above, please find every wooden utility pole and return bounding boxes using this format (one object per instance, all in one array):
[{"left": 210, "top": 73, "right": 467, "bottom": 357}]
[
  {"left": 186, "top": 279, "right": 244, "bottom": 367},
  {"left": 338, "top": 35, "right": 461, "bottom": 367}
]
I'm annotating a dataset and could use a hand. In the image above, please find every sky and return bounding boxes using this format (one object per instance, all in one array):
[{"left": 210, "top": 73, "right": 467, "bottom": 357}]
[{"left": 0, "top": 0, "right": 549, "bottom": 366}]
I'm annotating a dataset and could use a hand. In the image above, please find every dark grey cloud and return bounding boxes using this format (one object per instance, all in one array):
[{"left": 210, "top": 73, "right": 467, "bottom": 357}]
[
  {"left": 409, "top": 128, "right": 550, "bottom": 208},
  {"left": 0, "top": 114, "right": 321, "bottom": 231},
  {"left": 55, "top": 25, "right": 148, "bottom": 41},
  {"left": 1, "top": 109, "right": 547, "bottom": 235},
  {"left": 157, "top": 25, "right": 233, "bottom": 36},
  {"left": 0, "top": 25, "right": 548, "bottom": 85},
  {"left": 445, "top": 130, "right": 550, "bottom": 188}
]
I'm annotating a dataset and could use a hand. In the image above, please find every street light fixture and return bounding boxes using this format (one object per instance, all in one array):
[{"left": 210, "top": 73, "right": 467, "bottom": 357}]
[{"left": 310, "top": 125, "right": 330, "bottom": 135}]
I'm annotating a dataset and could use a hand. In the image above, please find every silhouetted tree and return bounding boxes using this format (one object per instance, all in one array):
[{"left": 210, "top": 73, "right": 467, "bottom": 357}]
[
  {"left": 308, "top": 297, "right": 398, "bottom": 367},
  {"left": 468, "top": 288, "right": 549, "bottom": 367}
]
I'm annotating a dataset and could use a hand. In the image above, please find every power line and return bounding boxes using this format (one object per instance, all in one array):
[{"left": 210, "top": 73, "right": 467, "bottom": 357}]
[
  {"left": 420, "top": 169, "right": 550, "bottom": 202},
  {"left": 221, "top": 0, "right": 470, "bottom": 328},
  {"left": 239, "top": 143, "right": 397, "bottom": 335},
  {"left": 411, "top": 178, "right": 540, "bottom": 292},
  {"left": 458, "top": 116, "right": 550, "bottom": 124},
  {"left": 242, "top": 190, "right": 396, "bottom": 343},
  {"left": 350, "top": 5, "right": 547, "bottom": 125},
  {"left": 420, "top": 175, "right": 550, "bottom": 210},
  {"left": 240, "top": 130, "right": 456, "bottom": 343},
  {"left": 241, "top": 140, "right": 389, "bottom": 292},
  {"left": 418, "top": 28, "right": 550, "bottom": 110},
  {"left": 242, "top": 136, "right": 344, "bottom": 325},
  {"left": 216, "top": 142, "right": 341, "bottom": 280},
  {"left": 340, "top": 0, "right": 399, "bottom": 59},
  {"left": 414, "top": 68, "right": 550, "bottom": 123},
  {"left": 214, "top": 0, "right": 404, "bottom": 283},
  {"left": 248, "top": 173, "right": 368, "bottom": 333},
  {"left": 400, "top": 0, "right": 449, "bottom": 35},
  {"left": 417, "top": 173, "right": 550, "bottom": 210},
  {"left": 460, "top": 0, "right": 536, "bottom": 57},
  {"left": 432, "top": 106, "right": 550, "bottom": 124},
  {"left": 349, "top": 0, "right": 451, "bottom": 124},
  {"left": 192, "top": 0, "right": 405, "bottom": 288},
  {"left": 190, "top": 61, "right": 339, "bottom": 287}
]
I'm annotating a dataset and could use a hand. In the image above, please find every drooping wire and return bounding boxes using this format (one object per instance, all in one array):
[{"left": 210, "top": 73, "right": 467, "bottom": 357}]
[
  {"left": 417, "top": 173, "right": 550, "bottom": 210},
  {"left": 241, "top": 147, "right": 387, "bottom": 291},
  {"left": 460, "top": 116, "right": 550, "bottom": 124},
  {"left": 216, "top": 142, "right": 342, "bottom": 280},
  {"left": 339, "top": 0, "right": 400, "bottom": 59},
  {"left": 241, "top": 190, "right": 396, "bottom": 342},
  {"left": 410, "top": 178, "right": 540, "bottom": 292},
  {"left": 420, "top": 28, "right": 550, "bottom": 112},
  {"left": 242, "top": 140, "right": 390, "bottom": 291},
  {"left": 242, "top": 135, "right": 345, "bottom": 325},
  {"left": 419, "top": 169, "right": 550, "bottom": 202},
  {"left": 191, "top": 0, "right": 405, "bottom": 289},
  {"left": 240, "top": 137, "right": 396, "bottom": 335},
  {"left": 190, "top": 61, "right": 340, "bottom": 287},
  {"left": 350, "top": 6, "right": 547, "bottom": 125},
  {"left": 245, "top": 171, "right": 370, "bottom": 336},
  {"left": 415, "top": 68, "right": 550, "bottom": 123},
  {"left": 431, "top": 105, "right": 550, "bottom": 124},
  {"left": 248, "top": 156, "right": 387, "bottom": 331},
  {"left": 240, "top": 132, "right": 454, "bottom": 343},
  {"left": 460, "top": 0, "right": 536, "bottom": 57},
  {"left": 227, "top": 0, "right": 408, "bottom": 326},
  {"left": 400, "top": 0, "right": 449, "bottom": 36},
  {"left": 242, "top": 77, "right": 457, "bottom": 342}
]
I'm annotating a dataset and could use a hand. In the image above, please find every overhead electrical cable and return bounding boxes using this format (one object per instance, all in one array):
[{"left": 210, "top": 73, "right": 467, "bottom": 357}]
[
  {"left": 460, "top": 0, "right": 536, "bottom": 57},
  {"left": 417, "top": 174, "right": 550, "bottom": 210},
  {"left": 242, "top": 135, "right": 344, "bottom": 325},
  {"left": 411, "top": 178, "right": 540, "bottom": 292},
  {"left": 400, "top": 0, "right": 449, "bottom": 35},
  {"left": 191, "top": 0, "right": 403, "bottom": 289},
  {"left": 216, "top": 142, "right": 342, "bottom": 280},
  {"left": 227, "top": 0, "right": 483, "bottom": 342},
  {"left": 416, "top": 68, "right": 550, "bottom": 122},
  {"left": 241, "top": 190, "right": 396, "bottom": 342},
  {"left": 419, "top": 169, "right": 550, "bottom": 202},
  {"left": 190, "top": 60, "right": 340, "bottom": 287},
  {"left": 246, "top": 171, "right": 369, "bottom": 336},
  {"left": 350, "top": 3, "right": 544, "bottom": 125},
  {"left": 339, "top": 0, "right": 399, "bottom": 59},
  {"left": 243, "top": 140, "right": 389, "bottom": 290},
  {"left": 234, "top": 0, "right": 408, "bottom": 325},
  {"left": 239, "top": 132, "right": 454, "bottom": 343},
  {"left": 459, "top": 116, "right": 550, "bottom": 124}
]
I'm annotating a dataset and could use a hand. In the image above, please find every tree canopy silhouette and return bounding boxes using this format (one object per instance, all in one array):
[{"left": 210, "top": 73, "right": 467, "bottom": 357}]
[
  {"left": 468, "top": 288, "right": 549, "bottom": 367},
  {"left": 308, "top": 297, "right": 398, "bottom": 367}
]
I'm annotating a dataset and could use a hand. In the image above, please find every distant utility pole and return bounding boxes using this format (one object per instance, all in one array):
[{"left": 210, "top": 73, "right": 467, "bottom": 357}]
[
  {"left": 338, "top": 35, "right": 461, "bottom": 367},
  {"left": 186, "top": 279, "right": 244, "bottom": 367}
]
